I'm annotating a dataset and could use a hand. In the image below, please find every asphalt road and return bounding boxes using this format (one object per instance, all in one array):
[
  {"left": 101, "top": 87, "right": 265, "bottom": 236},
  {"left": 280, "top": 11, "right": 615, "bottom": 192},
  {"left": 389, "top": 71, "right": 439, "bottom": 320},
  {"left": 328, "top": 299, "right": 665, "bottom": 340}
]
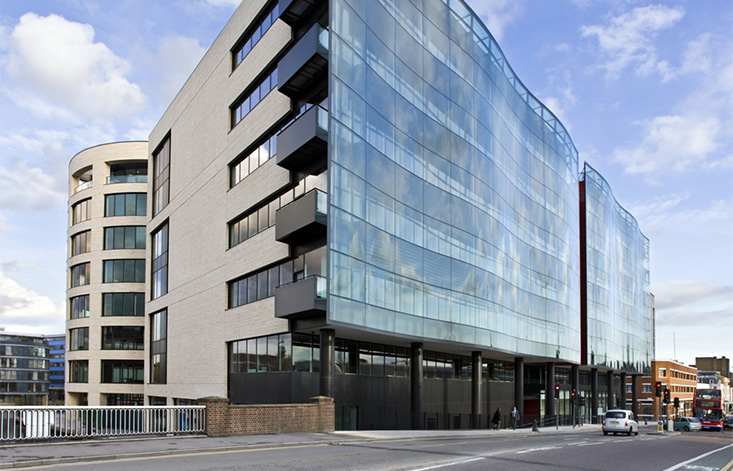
[{"left": 15, "top": 428, "right": 733, "bottom": 471}]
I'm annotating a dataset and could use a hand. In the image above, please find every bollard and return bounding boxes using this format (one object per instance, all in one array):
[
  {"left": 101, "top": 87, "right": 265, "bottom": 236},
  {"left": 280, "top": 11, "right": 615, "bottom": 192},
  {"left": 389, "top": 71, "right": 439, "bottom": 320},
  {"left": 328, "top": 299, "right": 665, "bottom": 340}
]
[{"left": 532, "top": 419, "right": 539, "bottom": 432}]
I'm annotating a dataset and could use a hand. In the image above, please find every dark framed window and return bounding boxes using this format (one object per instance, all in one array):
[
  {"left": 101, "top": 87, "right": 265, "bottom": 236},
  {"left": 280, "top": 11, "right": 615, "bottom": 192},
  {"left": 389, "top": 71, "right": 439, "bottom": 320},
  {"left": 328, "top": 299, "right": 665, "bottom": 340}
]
[
  {"left": 71, "top": 199, "right": 91, "bottom": 225},
  {"left": 101, "top": 360, "right": 143, "bottom": 384},
  {"left": 70, "top": 263, "right": 90, "bottom": 287},
  {"left": 108, "top": 163, "right": 147, "bottom": 184},
  {"left": 153, "top": 136, "right": 170, "bottom": 215},
  {"left": 68, "top": 360, "right": 88, "bottom": 383},
  {"left": 102, "top": 292, "right": 144, "bottom": 316},
  {"left": 102, "top": 326, "right": 144, "bottom": 350},
  {"left": 232, "top": 2, "right": 279, "bottom": 69},
  {"left": 152, "top": 223, "right": 168, "bottom": 298},
  {"left": 69, "top": 327, "right": 89, "bottom": 351},
  {"left": 150, "top": 310, "right": 167, "bottom": 384},
  {"left": 69, "top": 295, "right": 90, "bottom": 319},
  {"left": 231, "top": 68, "right": 278, "bottom": 128},
  {"left": 105, "top": 193, "right": 147, "bottom": 217},
  {"left": 103, "top": 259, "right": 145, "bottom": 283},
  {"left": 70, "top": 230, "right": 91, "bottom": 256},
  {"left": 104, "top": 226, "right": 146, "bottom": 250}
]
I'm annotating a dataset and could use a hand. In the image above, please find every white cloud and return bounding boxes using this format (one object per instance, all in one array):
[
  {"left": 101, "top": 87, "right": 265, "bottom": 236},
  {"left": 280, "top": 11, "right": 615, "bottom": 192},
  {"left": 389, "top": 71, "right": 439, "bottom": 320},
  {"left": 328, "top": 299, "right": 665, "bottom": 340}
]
[
  {"left": 612, "top": 114, "right": 723, "bottom": 174},
  {"left": 466, "top": 0, "right": 524, "bottom": 41},
  {"left": 0, "top": 158, "right": 66, "bottom": 211},
  {"left": 680, "top": 33, "right": 713, "bottom": 75},
  {"left": 580, "top": 5, "right": 684, "bottom": 81},
  {"left": 204, "top": 0, "right": 242, "bottom": 7},
  {"left": 147, "top": 34, "right": 207, "bottom": 108},
  {"left": 628, "top": 194, "right": 732, "bottom": 236},
  {"left": 0, "top": 271, "right": 64, "bottom": 335},
  {"left": 5, "top": 13, "right": 147, "bottom": 119}
]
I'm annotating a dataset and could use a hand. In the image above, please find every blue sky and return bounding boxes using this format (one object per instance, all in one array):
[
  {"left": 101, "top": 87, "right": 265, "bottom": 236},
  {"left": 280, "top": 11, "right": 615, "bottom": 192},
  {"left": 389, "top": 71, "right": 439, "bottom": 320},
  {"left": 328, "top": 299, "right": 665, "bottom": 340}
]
[{"left": 0, "top": 0, "right": 731, "bottom": 367}]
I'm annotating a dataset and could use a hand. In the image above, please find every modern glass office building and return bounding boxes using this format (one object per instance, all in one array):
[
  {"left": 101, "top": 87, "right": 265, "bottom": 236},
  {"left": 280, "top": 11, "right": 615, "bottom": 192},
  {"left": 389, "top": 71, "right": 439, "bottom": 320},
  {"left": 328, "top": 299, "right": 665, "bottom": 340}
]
[{"left": 136, "top": 0, "right": 653, "bottom": 430}]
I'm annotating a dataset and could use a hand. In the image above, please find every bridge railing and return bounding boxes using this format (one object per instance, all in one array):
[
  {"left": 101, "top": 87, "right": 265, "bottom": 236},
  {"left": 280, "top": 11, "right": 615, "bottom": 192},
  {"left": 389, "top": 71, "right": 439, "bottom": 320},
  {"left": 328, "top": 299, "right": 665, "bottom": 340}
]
[{"left": 0, "top": 405, "right": 206, "bottom": 441}]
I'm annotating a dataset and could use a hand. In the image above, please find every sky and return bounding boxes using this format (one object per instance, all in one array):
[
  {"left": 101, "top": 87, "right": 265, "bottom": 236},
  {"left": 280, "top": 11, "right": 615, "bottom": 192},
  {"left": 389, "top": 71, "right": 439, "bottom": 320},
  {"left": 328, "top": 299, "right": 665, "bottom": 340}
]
[{"left": 0, "top": 0, "right": 731, "bottom": 368}]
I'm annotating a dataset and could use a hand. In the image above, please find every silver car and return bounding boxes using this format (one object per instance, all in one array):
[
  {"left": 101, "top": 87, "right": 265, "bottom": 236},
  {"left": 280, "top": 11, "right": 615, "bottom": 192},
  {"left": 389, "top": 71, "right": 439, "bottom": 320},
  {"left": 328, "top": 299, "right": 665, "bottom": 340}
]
[
  {"left": 602, "top": 410, "right": 639, "bottom": 436},
  {"left": 673, "top": 417, "right": 702, "bottom": 432}
]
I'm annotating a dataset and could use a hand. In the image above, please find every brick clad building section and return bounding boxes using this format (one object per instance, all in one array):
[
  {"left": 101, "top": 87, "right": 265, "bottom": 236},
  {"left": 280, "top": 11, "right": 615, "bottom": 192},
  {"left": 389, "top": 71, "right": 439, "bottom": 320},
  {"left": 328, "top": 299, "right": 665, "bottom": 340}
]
[{"left": 200, "top": 396, "right": 334, "bottom": 437}]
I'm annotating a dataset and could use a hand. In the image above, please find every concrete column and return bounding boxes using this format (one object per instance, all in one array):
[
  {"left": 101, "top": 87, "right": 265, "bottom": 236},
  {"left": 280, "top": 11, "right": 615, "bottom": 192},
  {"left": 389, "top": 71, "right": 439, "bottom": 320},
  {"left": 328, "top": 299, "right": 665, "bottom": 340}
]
[
  {"left": 631, "top": 374, "right": 639, "bottom": 416},
  {"left": 546, "top": 362, "right": 555, "bottom": 417},
  {"left": 471, "top": 351, "right": 482, "bottom": 428},
  {"left": 606, "top": 370, "right": 614, "bottom": 410},
  {"left": 411, "top": 342, "right": 424, "bottom": 430},
  {"left": 514, "top": 357, "right": 524, "bottom": 418},
  {"left": 319, "top": 329, "right": 335, "bottom": 398},
  {"left": 591, "top": 368, "right": 599, "bottom": 424},
  {"left": 619, "top": 372, "right": 627, "bottom": 409}
]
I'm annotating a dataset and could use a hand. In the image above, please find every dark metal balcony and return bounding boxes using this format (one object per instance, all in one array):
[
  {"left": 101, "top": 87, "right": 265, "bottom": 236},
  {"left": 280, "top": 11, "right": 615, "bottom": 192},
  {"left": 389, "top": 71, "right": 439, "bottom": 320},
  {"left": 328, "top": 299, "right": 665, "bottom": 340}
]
[
  {"left": 277, "top": 105, "right": 327, "bottom": 173},
  {"left": 279, "top": 0, "right": 325, "bottom": 27},
  {"left": 276, "top": 189, "right": 327, "bottom": 245},
  {"left": 274, "top": 275, "right": 326, "bottom": 320},
  {"left": 278, "top": 23, "right": 328, "bottom": 100}
]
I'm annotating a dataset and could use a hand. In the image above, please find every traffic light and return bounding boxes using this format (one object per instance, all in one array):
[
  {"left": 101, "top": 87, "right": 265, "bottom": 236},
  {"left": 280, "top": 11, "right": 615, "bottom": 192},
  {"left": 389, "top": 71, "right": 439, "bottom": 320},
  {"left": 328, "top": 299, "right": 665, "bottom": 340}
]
[
  {"left": 554, "top": 384, "right": 560, "bottom": 399},
  {"left": 663, "top": 388, "right": 670, "bottom": 404},
  {"left": 655, "top": 381, "right": 662, "bottom": 397},
  {"left": 578, "top": 396, "right": 586, "bottom": 407},
  {"left": 571, "top": 389, "right": 577, "bottom": 405},
  {"left": 674, "top": 397, "right": 680, "bottom": 408}
]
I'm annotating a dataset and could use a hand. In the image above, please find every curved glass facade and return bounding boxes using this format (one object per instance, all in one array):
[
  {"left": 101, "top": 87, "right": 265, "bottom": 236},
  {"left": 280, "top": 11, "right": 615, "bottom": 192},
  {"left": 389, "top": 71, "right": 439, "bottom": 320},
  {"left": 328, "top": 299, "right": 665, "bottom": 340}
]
[
  {"left": 328, "top": 0, "right": 581, "bottom": 361},
  {"left": 582, "top": 164, "right": 651, "bottom": 373}
]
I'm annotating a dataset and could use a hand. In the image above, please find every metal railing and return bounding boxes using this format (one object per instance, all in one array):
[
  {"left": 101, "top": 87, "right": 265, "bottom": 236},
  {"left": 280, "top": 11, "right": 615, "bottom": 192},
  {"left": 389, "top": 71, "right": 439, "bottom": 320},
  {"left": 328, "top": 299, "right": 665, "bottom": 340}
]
[{"left": 0, "top": 405, "right": 205, "bottom": 441}]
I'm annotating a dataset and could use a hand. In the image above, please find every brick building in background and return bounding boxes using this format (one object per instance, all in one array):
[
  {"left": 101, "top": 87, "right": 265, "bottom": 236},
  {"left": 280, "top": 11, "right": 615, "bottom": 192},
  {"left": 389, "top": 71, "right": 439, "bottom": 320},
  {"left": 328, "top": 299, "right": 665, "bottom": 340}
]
[{"left": 628, "top": 359, "right": 696, "bottom": 420}]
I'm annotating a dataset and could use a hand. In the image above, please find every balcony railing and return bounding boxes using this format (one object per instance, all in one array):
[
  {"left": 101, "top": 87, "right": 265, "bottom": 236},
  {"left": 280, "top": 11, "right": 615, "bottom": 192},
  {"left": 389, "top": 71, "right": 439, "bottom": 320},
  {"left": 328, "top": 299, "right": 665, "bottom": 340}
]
[
  {"left": 107, "top": 175, "right": 148, "bottom": 184},
  {"left": 0, "top": 405, "right": 205, "bottom": 441},
  {"left": 275, "top": 275, "right": 326, "bottom": 320},
  {"left": 276, "top": 188, "right": 327, "bottom": 245},
  {"left": 73, "top": 181, "right": 92, "bottom": 194},
  {"left": 278, "top": 23, "right": 328, "bottom": 100},
  {"left": 277, "top": 105, "right": 328, "bottom": 173}
]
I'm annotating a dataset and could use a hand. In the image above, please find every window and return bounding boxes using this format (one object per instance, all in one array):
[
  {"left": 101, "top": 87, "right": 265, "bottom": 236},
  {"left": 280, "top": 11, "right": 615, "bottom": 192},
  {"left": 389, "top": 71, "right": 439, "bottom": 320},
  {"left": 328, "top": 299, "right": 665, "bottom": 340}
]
[
  {"left": 153, "top": 137, "right": 170, "bottom": 215},
  {"left": 103, "top": 292, "right": 144, "bottom": 316},
  {"left": 108, "top": 163, "right": 147, "bottom": 184},
  {"left": 232, "top": 2, "right": 279, "bottom": 69},
  {"left": 68, "top": 360, "right": 88, "bottom": 383},
  {"left": 642, "top": 383, "right": 651, "bottom": 394},
  {"left": 101, "top": 360, "right": 143, "bottom": 384},
  {"left": 103, "top": 259, "right": 145, "bottom": 283},
  {"left": 230, "top": 131, "right": 278, "bottom": 187},
  {"left": 659, "top": 368, "right": 667, "bottom": 378},
  {"left": 70, "top": 263, "right": 90, "bottom": 287},
  {"left": 104, "top": 226, "right": 146, "bottom": 250},
  {"left": 71, "top": 199, "right": 91, "bottom": 225},
  {"left": 70, "top": 295, "right": 90, "bottom": 319},
  {"left": 70, "top": 230, "right": 91, "bottom": 256},
  {"left": 105, "top": 193, "right": 146, "bottom": 217},
  {"left": 152, "top": 223, "right": 169, "bottom": 298},
  {"left": 69, "top": 327, "right": 89, "bottom": 351},
  {"left": 231, "top": 68, "right": 278, "bottom": 127},
  {"left": 626, "top": 384, "right": 632, "bottom": 393},
  {"left": 102, "top": 326, "right": 144, "bottom": 350},
  {"left": 150, "top": 310, "right": 167, "bottom": 384}
]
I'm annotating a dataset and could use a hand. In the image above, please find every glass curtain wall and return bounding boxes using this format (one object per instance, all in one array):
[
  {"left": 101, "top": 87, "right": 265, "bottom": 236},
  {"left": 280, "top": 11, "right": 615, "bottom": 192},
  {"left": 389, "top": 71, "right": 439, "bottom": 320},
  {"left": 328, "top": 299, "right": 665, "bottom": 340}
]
[
  {"left": 582, "top": 163, "right": 651, "bottom": 374},
  {"left": 328, "top": 0, "right": 581, "bottom": 360}
]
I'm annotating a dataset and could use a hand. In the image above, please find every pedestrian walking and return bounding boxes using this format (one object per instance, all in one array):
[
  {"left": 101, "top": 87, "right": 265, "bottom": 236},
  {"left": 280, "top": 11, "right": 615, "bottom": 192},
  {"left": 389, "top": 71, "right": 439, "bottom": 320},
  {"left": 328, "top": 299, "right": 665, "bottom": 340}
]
[
  {"left": 491, "top": 407, "right": 501, "bottom": 430},
  {"left": 511, "top": 406, "right": 520, "bottom": 430}
]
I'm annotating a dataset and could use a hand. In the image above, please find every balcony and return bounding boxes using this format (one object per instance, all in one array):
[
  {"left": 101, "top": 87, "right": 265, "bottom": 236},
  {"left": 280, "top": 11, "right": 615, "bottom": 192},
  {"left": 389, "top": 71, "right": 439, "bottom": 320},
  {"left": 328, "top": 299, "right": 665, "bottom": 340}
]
[
  {"left": 277, "top": 105, "right": 327, "bottom": 173},
  {"left": 73, "top": 181, "right": 92, "bottom": 194},
  {"left": 276, "top": 189, "right": 327, "bottom": 245},
  {"left": 278, "top": 23, "right": 328, "bottom": 100},
  {"left": 107, "top": 175, "right": 147, "bottom": 184},
  {"left": 279, "top": 0, "right": 325, "bottom": 27},
  {"left": 275, "top": 275, "right": 326, "bottom": 320}
]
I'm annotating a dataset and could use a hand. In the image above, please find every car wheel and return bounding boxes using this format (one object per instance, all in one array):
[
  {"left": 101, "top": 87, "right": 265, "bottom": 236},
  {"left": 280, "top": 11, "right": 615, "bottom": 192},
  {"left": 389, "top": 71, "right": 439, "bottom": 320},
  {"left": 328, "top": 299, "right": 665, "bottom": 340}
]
[
  {"left": 684, "top": 426, "right": 689, "bottom": 431},
  {"left": 603, "top": 431, "right": 608, "bottom": 436},
  {"left": 613, "top": 432, "right": 617, "bottom": 436},
  {"left": 635, "top": 429, "right": 639, "bottom": 436}
]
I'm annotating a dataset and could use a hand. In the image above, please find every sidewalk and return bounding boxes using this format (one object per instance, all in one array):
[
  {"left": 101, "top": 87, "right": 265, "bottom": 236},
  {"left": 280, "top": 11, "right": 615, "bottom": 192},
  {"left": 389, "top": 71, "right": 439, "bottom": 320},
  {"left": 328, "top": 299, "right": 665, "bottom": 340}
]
[{"left": 0, "top": 424, "right": 602, "bottom": 469}]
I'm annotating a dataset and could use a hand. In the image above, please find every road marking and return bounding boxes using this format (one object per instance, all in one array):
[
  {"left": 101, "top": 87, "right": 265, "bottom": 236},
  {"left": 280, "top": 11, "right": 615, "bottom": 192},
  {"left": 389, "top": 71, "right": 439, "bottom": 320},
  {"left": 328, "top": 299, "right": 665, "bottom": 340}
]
[
  {"left": 410, "top": 457, "right": 485, "bottom": 470},
  {"left": 565, "top": 441, "right": 588, "bottom": 446},
  {"left": 516, "top": 446, "right": 560, "bottom": 454},
  {"left": 577, "top": 441, "right": 605, "bottom": 447},
  {"left": 661, "top": 443, "right": 733, "bottom": 471}
]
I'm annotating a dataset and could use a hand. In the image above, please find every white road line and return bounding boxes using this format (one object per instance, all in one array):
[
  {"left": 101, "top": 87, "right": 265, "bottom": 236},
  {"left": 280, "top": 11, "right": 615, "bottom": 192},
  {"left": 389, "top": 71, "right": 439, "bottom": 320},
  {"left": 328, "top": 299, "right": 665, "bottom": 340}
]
[
  {"left": 661, "top": 443, "right": 733, "bottom": 471},
  {"left": 516, "top": 446, "right": 560, "bottom": 454},
  {"left": 411, "top": 457, "right": 485, "bottom": 470},
  {"left": 577, "top": 441, "right": 605, "bottom": 447}
]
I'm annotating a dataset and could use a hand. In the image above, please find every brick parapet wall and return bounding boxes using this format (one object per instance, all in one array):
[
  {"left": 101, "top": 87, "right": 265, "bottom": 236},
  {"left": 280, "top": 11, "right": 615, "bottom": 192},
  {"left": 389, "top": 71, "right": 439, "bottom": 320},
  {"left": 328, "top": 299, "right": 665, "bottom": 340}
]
[{"left": 199, "top": 396, "right": 334, "bottom": 437}]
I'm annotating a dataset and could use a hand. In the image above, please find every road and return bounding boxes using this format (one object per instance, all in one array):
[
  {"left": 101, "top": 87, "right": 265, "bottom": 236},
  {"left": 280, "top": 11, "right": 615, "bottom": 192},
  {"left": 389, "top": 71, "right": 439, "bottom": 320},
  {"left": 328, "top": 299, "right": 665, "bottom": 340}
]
[{"left": 19, "top": 427, "right": 733, "bottom": 471}]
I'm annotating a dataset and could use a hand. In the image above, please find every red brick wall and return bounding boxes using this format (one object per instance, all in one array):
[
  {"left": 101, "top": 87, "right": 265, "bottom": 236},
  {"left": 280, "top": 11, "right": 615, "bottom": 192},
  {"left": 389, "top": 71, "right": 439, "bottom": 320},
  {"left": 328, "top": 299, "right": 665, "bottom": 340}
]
[{"left": 199, "top": 396, "right": 334, "bottom": 437}]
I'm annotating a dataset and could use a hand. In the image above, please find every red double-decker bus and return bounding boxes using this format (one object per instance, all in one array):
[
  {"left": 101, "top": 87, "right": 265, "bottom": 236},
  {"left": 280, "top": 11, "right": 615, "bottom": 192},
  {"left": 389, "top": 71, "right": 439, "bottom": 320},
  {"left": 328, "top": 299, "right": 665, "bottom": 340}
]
[{"left": 693, "top": 387, "right": 724, "bottom": 431}]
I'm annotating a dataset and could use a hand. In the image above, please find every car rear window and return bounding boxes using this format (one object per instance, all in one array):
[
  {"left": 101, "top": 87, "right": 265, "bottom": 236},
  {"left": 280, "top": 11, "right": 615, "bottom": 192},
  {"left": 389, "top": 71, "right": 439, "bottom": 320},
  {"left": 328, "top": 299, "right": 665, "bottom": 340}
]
[{"left": 606, "top": 412, "right": 625, "bottom": 419}]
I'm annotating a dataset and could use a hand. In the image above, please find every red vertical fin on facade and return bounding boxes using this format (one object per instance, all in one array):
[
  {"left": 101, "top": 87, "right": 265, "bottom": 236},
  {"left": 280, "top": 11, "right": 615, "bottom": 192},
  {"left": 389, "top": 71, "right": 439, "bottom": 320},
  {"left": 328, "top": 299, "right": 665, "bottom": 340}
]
[{"left": 579, "top": 180, "right": 587, "bottom": 365}]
